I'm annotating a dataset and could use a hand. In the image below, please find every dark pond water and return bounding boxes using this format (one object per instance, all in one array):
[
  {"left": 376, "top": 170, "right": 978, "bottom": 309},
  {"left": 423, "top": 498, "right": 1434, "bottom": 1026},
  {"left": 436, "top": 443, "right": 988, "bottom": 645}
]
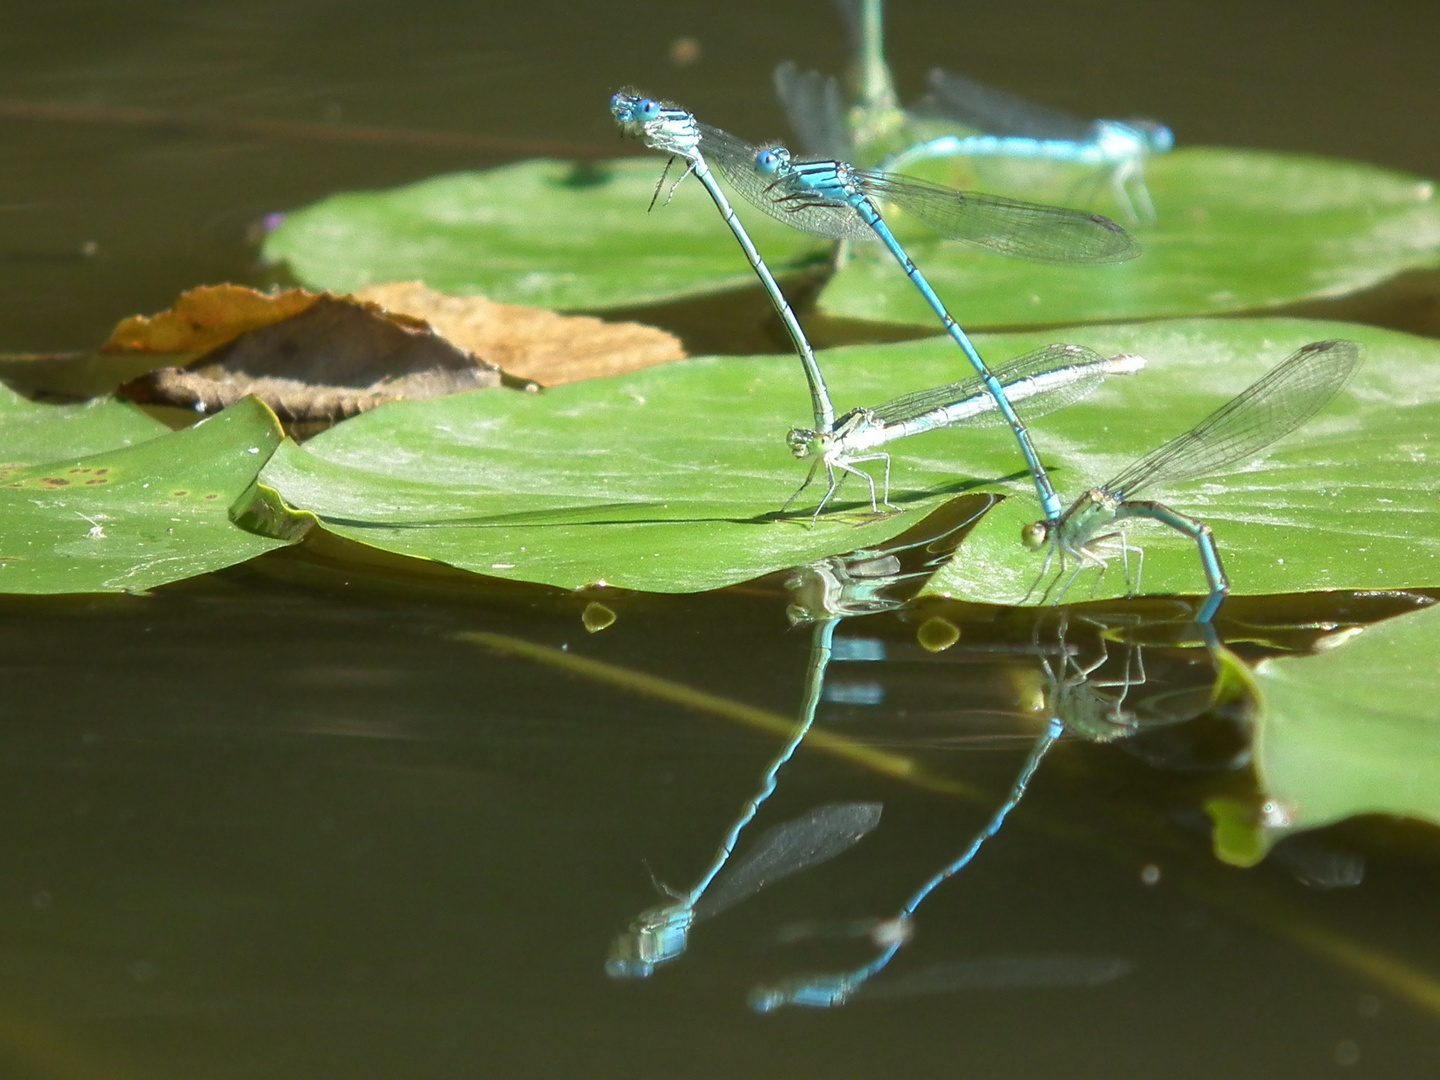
[{"left": 4, "top": 1, "right": 1440, "bottom": 1077}]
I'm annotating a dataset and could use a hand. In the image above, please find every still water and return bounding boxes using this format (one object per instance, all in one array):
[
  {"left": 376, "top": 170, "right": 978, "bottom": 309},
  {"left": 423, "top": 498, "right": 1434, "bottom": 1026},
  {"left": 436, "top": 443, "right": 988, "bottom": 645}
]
[{"left": 3, "top": 1, "right": 1440, "bottom": 1076}]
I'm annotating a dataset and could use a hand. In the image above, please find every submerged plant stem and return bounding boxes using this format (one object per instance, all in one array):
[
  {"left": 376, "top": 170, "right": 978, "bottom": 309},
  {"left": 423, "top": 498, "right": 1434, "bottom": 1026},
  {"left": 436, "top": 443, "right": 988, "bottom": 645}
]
[{"left": 456, "top": 630, "right": 977, "bottom": 796}]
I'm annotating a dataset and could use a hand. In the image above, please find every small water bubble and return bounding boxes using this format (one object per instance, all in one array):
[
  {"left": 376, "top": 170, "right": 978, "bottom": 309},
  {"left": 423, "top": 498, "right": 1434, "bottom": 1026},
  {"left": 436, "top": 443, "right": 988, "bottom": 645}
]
[
  {"left": 1261, "top": 800, "right": 1294, "bottom": 828},
  {"left": 1140, "top": 863, "right": 1161, "bottom": 886},
  {"left": 1332, "top": 1039, "right": 1360, "bottom": 1067},
  {"left": 582, "top": 601, "right": 617, "bottom": 633},
  {"left": 916, "top": 616, "right": 960, "bottom": 653}
]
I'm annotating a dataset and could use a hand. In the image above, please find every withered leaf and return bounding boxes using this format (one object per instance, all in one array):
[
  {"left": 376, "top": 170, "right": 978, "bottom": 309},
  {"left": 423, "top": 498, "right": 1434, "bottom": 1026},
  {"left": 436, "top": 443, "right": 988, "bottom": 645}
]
[
  {"left": 104, "top": 284, "right": 324, "bottom": 355},
  {"left": 117, "top": 286, "right": 503, "bottom": 424},
  {"left": 355, "top": 281, "right": 686, "bottom": 387}
]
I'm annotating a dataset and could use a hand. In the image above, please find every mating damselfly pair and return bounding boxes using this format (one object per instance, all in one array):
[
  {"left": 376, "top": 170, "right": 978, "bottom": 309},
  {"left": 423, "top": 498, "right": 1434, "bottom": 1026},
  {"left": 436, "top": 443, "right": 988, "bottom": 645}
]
[{"left": 610, "top": 30, "right": 1362, "bottom": 625}]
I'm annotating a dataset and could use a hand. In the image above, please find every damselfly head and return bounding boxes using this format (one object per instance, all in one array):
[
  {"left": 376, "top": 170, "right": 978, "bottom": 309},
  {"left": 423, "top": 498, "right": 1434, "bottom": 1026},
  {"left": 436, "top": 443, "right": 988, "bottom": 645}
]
[
  {"left": 1111, "top": 118, "right": 1174, "bottom": 154},
  {"left": 755, "top": 146, "right": 793, "bottom": 176},
  {"left": 1135, "top": 120, "right": 1175, "bottom": 153},
  {"left": 609, "top": 92, "right": 635, "bottom": 121},
  {"left": 1021, "top": 520, "right": 1051, "bottom": 550},
  {"left": 610, "top": 91, "right": 663, "bottom": 130},
  {"left": 787, "top": 427, "right": 827, "bottom": 459}
]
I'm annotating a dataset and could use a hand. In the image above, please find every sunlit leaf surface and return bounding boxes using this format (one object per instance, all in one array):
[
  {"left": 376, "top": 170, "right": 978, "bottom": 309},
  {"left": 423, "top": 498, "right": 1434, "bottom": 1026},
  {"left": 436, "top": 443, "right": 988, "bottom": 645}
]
[
  {"left": 262, "top": 159, "right": 830, "bottom": 310},
  {"left": 1225, "top": 603, "right": 1440, "bottom": 855},
  {"left": 0, "top": 382, "right": 167, "bottom": 464},
  {"left": 263, "top": 151, "right": 1440, "bottom": 328},
  {"left": 821, "top": 149, "right": 1440, "bottom": 327},
  {"left": 926, "top": 318, "right": 1440, "bottom": 605},
  {"left": 252, "top": 338, "right": 972, "bottom": 592},
  {"left": 0, "top": 397, "right": 289, "bottom": 594},
  {"left": 255, "top": 318, "right": 1440, "bottom": 599}
]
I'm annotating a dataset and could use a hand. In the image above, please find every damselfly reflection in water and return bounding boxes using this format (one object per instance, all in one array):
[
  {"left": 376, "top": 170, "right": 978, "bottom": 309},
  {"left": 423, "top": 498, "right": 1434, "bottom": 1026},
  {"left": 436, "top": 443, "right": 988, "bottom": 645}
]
[
  {"left": 749, "top": 612, "right": 1199, "bottom": 1011},
  {"left": 607, "top": 619, "right": 882, "bottom": 978},
  {"left": 749, "top": 721, "right": 1059, "bottom": 1010},
  {"left": 608, "top": 501, "right": 990, "bottom": 979}
]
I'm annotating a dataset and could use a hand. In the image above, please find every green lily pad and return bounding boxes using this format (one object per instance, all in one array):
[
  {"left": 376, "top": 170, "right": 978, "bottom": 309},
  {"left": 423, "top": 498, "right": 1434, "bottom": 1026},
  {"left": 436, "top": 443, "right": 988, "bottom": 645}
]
[
  {"left": 821, "top": 149, "right": 1440, "bottom": 328},
  {"left": 926, "top": 317, "right": 1440, "bottom": 607},
  {"left": 252, "top": 317, "right": 1440, "bottom": 599},
  {"left": 1209, "top": 602, "right": 1440, "bottom": 861},
  {"left": 0, "top": 383, "right": 167, "bottom": 465},
  {"left": 262, "top": 150, "right": 1440, "bottom": 329},
  {"left": 0, "top": 397, "right": 290, "bottom": 594},
  {"left": 251, "top": 336, "right": 1006, "bottom": 592},
  {"left": 262, "top": 158, "right": 829, "bottom": 310}
]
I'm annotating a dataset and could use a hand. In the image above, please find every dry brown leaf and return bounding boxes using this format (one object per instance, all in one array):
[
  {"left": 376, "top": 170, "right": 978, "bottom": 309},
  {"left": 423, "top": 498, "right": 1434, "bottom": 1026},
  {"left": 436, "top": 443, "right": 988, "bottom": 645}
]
[
  {"left": 103, "top": 284, "right": 329, "bottom": 355},
  {"left": 88, "top": 281, "right": 683, "bottom": 426},
  {"left": 356, "top": 281, "right": 686, "bottom": 387},
  {"left": 120, "top": 367, "right": 498, "bottom": 422},
  {"left": 117, "top": 290, "right": 502, "bottom": 423}
]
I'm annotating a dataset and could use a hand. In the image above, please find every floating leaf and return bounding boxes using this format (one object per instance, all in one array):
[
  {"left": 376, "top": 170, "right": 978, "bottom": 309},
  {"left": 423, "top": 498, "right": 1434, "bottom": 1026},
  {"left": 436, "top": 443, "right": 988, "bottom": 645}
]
[
  {"left": 248, "top": 335, "right": 1026, "bottom": 592},
  {"left": 1208, "top": 602, "right": 1440, "bottom": 861},
  {"left": 820, "top": 149, "right": 1440, "bottom": 328},
  {"left": 249, "top": 316, "right": 1439, "bottom": 599},
  {"left": 262, "top": 151, "right": 1440, "bottom": 328},
  {"left": 0, "top": 382, "right": 166, "bottom": 466},
  {"left": 0, "top": 397, "right": 290, "bottom": 594},
  {"left": 925, "top": 317, "right": 1440, "bottom": 607},
  {"left": 261, "top": 158, "right": 831, "bottom": 309}
]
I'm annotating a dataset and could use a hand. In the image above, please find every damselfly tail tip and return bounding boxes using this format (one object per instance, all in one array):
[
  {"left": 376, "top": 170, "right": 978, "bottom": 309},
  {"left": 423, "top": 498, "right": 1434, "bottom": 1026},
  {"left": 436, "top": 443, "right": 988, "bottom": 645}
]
[{"left": 1106, "top": 353, "right": 1147, "bottom": 375}]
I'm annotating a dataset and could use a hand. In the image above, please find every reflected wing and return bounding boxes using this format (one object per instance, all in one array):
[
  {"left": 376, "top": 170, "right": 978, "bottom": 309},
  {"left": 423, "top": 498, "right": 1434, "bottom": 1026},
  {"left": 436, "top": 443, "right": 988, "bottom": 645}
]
[{"left": 693, "top": 802, "right": 883, "bottom": 920}]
